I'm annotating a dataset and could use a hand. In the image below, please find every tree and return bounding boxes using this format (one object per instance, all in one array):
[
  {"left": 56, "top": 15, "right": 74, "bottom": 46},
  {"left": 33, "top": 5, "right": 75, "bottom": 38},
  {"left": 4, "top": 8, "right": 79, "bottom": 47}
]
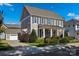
[
  {"left": 0, "top": 11, "right": 3, "bottom": 27},
  {"left": 0, "top": 29, "right": 4, "bottom": 33},
  {"left": 29, "top": 29, "right": 37, "bottom": 43}
]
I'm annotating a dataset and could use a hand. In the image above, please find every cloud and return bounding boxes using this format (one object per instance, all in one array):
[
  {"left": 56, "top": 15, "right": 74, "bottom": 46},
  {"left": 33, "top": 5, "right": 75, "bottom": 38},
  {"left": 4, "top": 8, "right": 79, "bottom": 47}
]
[
  {"left": 4, "top": 3, "right": 13, "bottom": 6},
  {"left": 67, "top": 12, "right": 79, "bottom": 20},
  {"left": 74, "top": 15, "right": 79, "bottom": 20},
  {"left": 0, "top": 3, "right": 13, "bottom": 6},
  {"left": 67, "top": 13, "right": 75, "bottom": 17}
]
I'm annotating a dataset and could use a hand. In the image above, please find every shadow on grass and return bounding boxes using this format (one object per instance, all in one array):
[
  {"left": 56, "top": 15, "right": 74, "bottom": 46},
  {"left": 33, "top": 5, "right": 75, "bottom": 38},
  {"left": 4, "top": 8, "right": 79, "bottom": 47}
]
[{"left": 0, "top": 43, "right": 14, "bottom": 51}]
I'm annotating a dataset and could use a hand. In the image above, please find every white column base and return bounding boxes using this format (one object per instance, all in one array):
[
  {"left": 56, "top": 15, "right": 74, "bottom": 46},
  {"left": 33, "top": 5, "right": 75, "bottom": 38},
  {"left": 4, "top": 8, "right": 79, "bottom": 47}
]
[
  {"left": 63, "top": 29, "right": 64, "bottom": 38},
  {"left": 50, "top": 29, "right": 52, "bottom": 37},
  {"left": 43, "top": 29, "right": 45, "bottom": 38}
]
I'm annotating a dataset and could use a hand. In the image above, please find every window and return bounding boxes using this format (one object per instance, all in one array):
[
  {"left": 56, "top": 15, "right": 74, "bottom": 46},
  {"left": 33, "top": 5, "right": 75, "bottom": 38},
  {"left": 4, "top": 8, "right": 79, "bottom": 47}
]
[
  {"left": 32, "top": 16, "right": 35, "bottom": 23},
  {"left": 68, "top": 25, "right": 70, "bottom": 27},
  {"left": 51, "top": 19, "right": 54, "bottom": 25},
  {"left": 41, "top": 18, "right": 44, "bottom": 24},
  {"left": 77, "top": 24, "right": 79, "bottom": 28},
  {"left": 45, "top": 18, "right": 47, "bottom": 25},
  {"left": 77, "top": 32, "right": 79, "bottom": 35},
  {"left": 40, "top": 17, "right": 42, "bottom": 24},
  {"left": 43, "top": 18, "right": 45, "bottom": 24},
  {"left": 54, "top": 20, "right": 56, "bottom": 26},
  {"left": 38, "top": 17, "right": 41, "bottom": 24},
  {"left": 56, "top": 20, "right": 59, "bottom": 26},
  {"left": 59, "top": 21, "right": 62, "bottom": 27},
  {"left": 47, "top": 19, "right": 51, "bottom": 25},
  {"left": 61, "top": 21, "right": 63, "bottom": 27},
  {"left": 32, "top": 16, "right": 37, "bottom": 24},
  {"left": 73, "top": 24, "right": 75, "bottom": 27}
]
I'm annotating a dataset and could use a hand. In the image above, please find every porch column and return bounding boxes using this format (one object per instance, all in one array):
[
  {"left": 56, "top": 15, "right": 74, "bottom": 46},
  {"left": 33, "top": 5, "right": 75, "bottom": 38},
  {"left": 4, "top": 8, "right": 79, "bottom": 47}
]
[
  {"left": 50, "top": 29, "right": 52, "bottom": 37},
  {"left": 43, "top": 29, "right": 45, "bottom": 38},
  {"left": 63, "top": 29, "right": 64, "bottom": 38},
  {"left": 56, "top": 29, "right": 59, "bottom": 36}
]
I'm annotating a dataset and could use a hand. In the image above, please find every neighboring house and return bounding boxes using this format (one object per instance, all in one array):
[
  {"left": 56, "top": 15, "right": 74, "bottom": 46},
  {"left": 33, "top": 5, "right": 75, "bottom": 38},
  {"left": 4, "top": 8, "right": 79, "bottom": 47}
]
[
  {"left": 65, "top": 19, "right": 79, "bottom": 40},
  {"left": 0, "top": 24, "right": 21, "bottom": 40},
  {"left": 0, "top": 24, "right": 7, "bottom": 39},
  {"left": 21, "top": 6, "right": 64, "bottom": 38}
]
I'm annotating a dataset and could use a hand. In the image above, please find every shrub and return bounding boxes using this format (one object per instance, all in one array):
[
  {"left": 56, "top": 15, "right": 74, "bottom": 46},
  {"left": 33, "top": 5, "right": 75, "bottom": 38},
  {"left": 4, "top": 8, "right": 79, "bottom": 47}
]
[
  {"left": 50, "top": 36, "right": 61, "bottom": 45},
  {"left": 0, "top": 29, "right": 4, "bottom": 33},
  {"left": 29, "top": 29, "right": 37, "bottom": 43},
  {"left": 59, "top": 37, "right": 70, "bottom": 44},
  {"left": 36, "top": 43, "right": 47, "bottom": 47},
  {"left": 66, "top": 36, "right": 75, "bottom": 40},
  {"left": 35, "top": 37, "right": 44, "bottom": 44},
  {"left": 18, "top": 33, "right": 29, "bottom": 42}
]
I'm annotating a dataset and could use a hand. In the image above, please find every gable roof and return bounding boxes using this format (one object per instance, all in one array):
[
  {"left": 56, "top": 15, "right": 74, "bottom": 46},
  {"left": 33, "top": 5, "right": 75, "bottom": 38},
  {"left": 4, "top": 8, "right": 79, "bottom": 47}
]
[
  {"left": 24, "top": 6, "right": 63, "bottom": 20},
  {"left": 67, "top": 19, "right": 79, "bottom": 24},
  {"left": 5, "top": 24, "right": 21, "bottom": 29}
]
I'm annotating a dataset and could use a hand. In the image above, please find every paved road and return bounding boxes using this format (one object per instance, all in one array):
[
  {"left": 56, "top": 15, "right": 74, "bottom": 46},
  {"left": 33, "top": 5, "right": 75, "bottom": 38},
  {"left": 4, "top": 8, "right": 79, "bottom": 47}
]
[{"left": 0, "top": 45, "right": 79, "bottom": 56}]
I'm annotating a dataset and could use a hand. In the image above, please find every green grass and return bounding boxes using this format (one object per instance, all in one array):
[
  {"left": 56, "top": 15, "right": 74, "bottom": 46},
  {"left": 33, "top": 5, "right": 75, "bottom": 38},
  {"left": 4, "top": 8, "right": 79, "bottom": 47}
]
[
  {"left": 0, "top": 42, "right": 13, "bottom": 50},
  {"left": 69, "top": 40, "right": 79, "bottom": 43}
]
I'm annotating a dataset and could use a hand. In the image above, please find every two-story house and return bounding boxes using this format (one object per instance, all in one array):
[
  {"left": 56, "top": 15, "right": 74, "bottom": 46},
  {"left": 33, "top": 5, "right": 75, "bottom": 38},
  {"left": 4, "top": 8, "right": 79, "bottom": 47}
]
[
  {"left": 65, "top": 19, "right": 79, "bottom": 40},
  {"left": 21, "top": 6, "right": 64, "bottom": 38}
]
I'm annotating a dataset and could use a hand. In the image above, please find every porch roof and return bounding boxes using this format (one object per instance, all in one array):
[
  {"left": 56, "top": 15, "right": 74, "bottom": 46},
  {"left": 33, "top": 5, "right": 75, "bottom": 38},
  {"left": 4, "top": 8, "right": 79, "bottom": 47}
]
[{"left": 38, "top": 24, "right": 63, "bottom": 29}]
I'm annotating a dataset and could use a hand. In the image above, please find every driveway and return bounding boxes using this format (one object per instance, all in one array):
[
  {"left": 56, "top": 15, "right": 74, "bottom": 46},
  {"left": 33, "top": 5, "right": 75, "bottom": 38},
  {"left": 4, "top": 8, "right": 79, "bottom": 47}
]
[{"left": 1, "top": 40, "right": 29, "bottom": 47}]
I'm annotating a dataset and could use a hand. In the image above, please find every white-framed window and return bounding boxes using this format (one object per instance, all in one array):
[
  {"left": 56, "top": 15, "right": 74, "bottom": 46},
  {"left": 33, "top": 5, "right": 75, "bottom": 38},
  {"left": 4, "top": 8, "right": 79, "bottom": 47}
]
[
  {"left": 56, "top": 20, "right": 59, "bottom": 26},
  {"left": 61, "top": 21, "right": 63, "bottom": 27},
  {"left": 40, "top": 17, "right": 42, "bottom": 24},
  {"left": 51, "top": 19, "right": 54, "bottom": 25},
  {"left": 45, "top": 18, "right": 47, "bottom": 25},
  {"left": 38, "top": 17, "right": 40, "bottom": 24},
  {"left": 32, "top": 16, "right": 38, "bottom": 24},
  {"left": 59, "top": 21, "right": 62, "bottom": 27},
  {"left": 43, "top": 18, "right": 45, "bottom": 24},
  {"left": 48, "top": 19, "right": 53, "bottom": 25},
  {"left": 54, "top": 20, "right": 56, "bottom": 26}
]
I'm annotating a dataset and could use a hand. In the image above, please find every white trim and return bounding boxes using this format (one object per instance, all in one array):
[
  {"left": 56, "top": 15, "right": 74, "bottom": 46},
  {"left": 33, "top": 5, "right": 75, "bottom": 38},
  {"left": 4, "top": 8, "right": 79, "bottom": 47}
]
[
  {"left": 30, "top": 16, "right": 32, "bottom": 33},
  {"left": 43, "top": 29, "right": 45, "bottom": 38}
]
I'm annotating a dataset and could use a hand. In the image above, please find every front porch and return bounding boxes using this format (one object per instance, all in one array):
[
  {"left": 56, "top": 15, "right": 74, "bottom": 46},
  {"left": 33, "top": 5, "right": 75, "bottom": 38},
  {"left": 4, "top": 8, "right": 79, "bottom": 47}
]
[{"left": 38, "top": 25, "right": 64, "bottom": 38}]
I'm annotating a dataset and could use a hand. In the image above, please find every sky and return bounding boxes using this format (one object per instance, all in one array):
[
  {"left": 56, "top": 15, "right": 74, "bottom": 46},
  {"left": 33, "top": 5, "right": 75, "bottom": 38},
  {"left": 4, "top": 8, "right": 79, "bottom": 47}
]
[{"left": 0, "top": 3, "right": 79, "bottom": 24}]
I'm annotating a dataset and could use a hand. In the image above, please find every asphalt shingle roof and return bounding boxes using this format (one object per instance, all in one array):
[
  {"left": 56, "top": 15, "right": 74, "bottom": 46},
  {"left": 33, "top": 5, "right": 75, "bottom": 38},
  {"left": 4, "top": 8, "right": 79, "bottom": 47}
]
[
  {"left": 25, "top": 6, "right": 63, "bottom": 20},
  {"left": 5, "top": 24, "right": 21, "bottom": 29}
]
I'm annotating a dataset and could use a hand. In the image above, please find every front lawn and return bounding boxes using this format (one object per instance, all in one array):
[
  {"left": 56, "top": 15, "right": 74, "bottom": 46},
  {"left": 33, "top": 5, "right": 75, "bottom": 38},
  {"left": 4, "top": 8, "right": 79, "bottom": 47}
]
[{"left": 0, "top": 40, "right": 13, "bottom": 50}]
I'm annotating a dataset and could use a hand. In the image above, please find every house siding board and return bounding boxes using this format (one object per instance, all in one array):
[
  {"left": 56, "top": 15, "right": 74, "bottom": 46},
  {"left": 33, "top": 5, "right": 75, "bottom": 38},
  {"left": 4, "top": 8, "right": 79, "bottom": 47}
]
[
  {"left": 21, "top": 6, "right": 31, "bottom": 33},
  {"left": 0, "top": 33, "right": 5, "bottom": 39},
  {"left": 21, "top": 7, "right": 30, "bottom": 21},
  {"left": 21, "top": 17, "right": 30, "bottom": 33}
]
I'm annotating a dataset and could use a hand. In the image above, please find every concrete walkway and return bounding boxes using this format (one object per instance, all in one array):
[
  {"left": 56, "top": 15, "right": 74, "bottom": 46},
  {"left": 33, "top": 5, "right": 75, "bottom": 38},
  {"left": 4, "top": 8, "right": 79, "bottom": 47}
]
[{"left": 66, "top": 43, "right": 79, "bottom": 47}]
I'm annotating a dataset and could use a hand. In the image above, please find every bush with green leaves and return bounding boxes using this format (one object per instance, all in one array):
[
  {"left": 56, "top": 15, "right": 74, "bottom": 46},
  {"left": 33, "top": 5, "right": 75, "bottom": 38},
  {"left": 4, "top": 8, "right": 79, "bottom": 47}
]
[
  {"left": 29, "top": 29, "right": 37, "bottom": 43},
  {"left": 18, "top": 33, "right": 29, "bottom": 42},
  {"left": 35, "top": 37, "right": 44, "bottom": 44},
  {"left": 65, "top": 36, "right": 75, "bottom": 40},
  {"left": 59, "top": 37, "right": 70, "bottom": 44},
  {"left": 0, "top": 29, "right": 4, "bottom": 33},
  {"left": 50, "top": 36, "right": 61, "bottom": 44}
]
